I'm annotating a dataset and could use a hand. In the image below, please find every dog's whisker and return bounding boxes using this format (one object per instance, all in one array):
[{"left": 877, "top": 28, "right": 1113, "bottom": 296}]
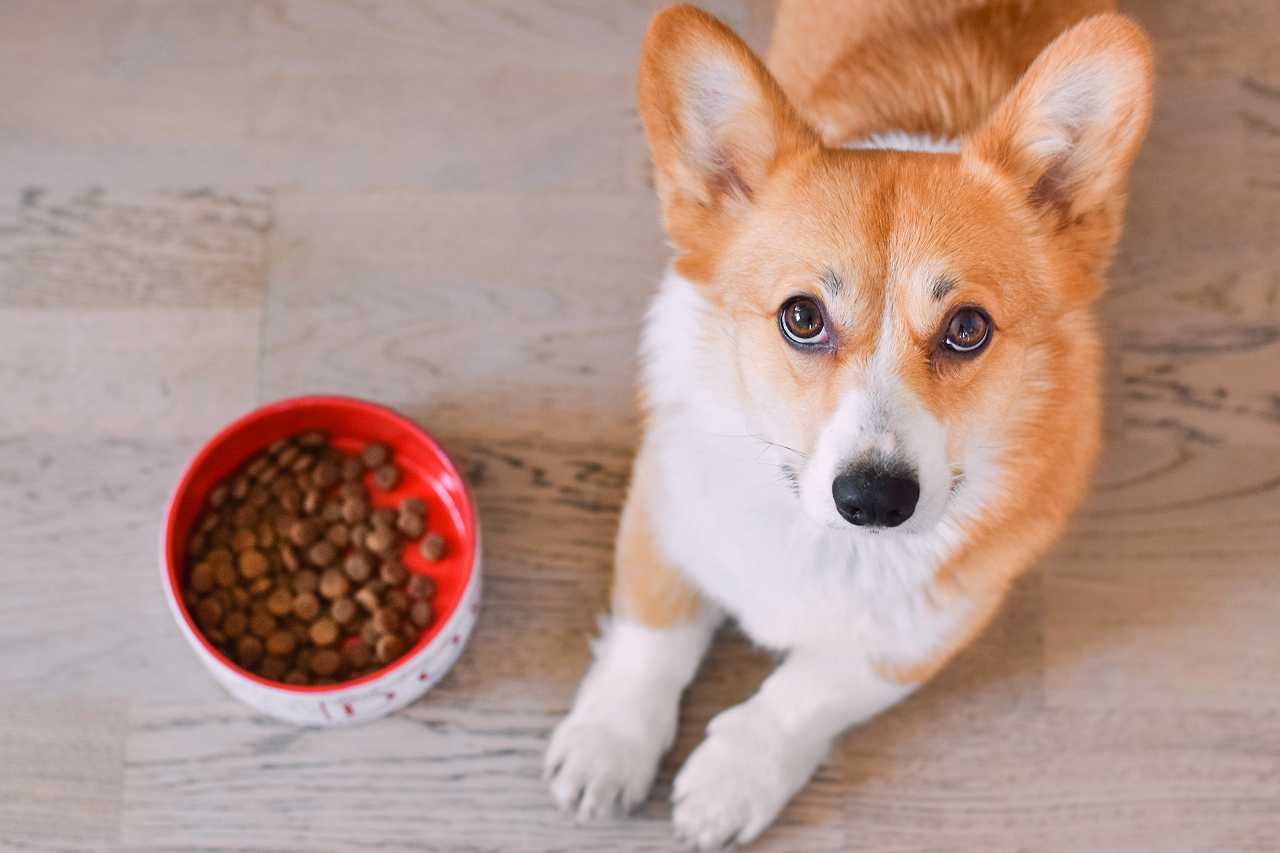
[{"left": 709, "top": 431, "right": 809, "bottom": 458}]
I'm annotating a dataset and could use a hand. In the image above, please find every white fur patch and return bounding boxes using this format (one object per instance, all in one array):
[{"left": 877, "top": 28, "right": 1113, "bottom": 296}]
[
  {"left": 640, "top": 270, "right": 985, "bottom": 657},
  {"left": 673, "top": 653, "right": 912, "bottom": 848},
  {"left": 551, "top": 265, "right": 1010, "bottom": 842},
  {"left": 845, "top": 131, "right": 961, "bottom": 153},
  {"left": 545, "top": 614, "right": 717, "bottom": 822}
]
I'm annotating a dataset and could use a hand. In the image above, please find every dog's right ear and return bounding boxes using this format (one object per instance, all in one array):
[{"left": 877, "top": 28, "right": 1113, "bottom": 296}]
[{"left": 637, "top": 5, "right": 817, "bottom": 268}]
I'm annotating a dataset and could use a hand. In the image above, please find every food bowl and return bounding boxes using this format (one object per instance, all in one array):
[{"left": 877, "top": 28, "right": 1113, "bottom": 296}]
[{"left": 161, "top": 395, "right": 481, "bottom": 726}]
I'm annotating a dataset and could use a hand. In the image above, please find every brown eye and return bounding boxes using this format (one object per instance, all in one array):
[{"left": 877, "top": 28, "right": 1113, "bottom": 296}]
[
  {"left": 943, "top": 307, "right": 991, "bottom": 354},
  {"left": 779, "top": 297, "right": 828, "bottom": 345}
]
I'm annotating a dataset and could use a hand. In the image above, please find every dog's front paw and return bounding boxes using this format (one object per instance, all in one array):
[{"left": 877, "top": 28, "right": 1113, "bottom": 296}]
[
  {"left": 545, "top": 716, "right": 666, "bottom": 822},
  {"left": 672, "top": 707, "right": 820, "bottom": 849}
]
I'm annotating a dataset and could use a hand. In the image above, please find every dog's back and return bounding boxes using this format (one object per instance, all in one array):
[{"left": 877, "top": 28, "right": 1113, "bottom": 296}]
[{"left": 768, "top": 0, "right": 1115, "bottom": 143}]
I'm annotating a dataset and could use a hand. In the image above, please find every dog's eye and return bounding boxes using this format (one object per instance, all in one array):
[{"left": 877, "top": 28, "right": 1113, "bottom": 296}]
[
  {"left": 943, "top": 307, "right": 991, "bottom": 354},
  {"left": 779, "top": 297, "right": 828, "bottom": 346}
]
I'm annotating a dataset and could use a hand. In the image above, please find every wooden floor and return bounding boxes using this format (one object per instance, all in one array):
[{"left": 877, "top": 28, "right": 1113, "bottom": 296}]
[{"left": 2, "top": 2, "right": 1278, "bottom": 850}]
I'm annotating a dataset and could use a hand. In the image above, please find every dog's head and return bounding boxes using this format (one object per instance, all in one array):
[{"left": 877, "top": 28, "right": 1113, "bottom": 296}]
[{"left": 638, "top": 6, "right": 1152, "bottom": 534}]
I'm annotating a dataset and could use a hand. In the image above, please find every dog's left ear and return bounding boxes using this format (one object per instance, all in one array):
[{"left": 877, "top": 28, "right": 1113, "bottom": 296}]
[
  {"left": 637, "top": 5, "right": 818, "bottom": 268},
  {"left": 966, "top": 14, "right": 1154, "bottom": 281}
]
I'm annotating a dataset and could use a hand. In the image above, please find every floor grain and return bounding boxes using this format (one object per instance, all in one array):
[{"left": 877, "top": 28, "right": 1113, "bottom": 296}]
[{"left": 1, "top": 1, "right": 1277, "bottom": 851}]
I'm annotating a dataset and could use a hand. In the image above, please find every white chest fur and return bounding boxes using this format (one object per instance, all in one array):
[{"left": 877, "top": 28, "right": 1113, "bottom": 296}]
[{"left": 638, "top": 272, "right": 972, "bottom": 662}]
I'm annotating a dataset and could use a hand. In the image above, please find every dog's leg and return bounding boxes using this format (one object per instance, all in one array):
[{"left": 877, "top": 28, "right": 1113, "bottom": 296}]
[
  {"left": 671, "top": 650, "right": 916, "bottom": 849},
  {"left": 546, "top": 450, "right": 719, "bottom": 821}
]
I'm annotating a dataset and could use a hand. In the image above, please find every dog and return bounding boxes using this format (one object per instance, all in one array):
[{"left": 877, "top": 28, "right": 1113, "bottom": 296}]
[{"left": 546, "top": 2, "right": 1153, "bottom": 847}]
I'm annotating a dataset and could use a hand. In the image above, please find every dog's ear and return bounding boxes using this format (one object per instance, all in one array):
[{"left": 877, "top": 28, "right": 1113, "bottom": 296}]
[
  {"left": 966, "top": 14, "right": 1153, "bottom": 280},
  {"left": 637, "top": 5, "right": 818, "bottom": 266}
]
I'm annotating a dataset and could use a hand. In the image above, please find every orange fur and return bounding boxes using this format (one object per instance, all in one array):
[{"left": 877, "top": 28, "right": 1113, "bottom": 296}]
[
  {"left": 768, "top": 0, "right": 1116, "bottom": 143},
  {"left": 611, "top": 447, "right": 705, "bottom": 627},
  {"left": 634, "top": 5, "right": 1152, "bottom": 680},
  {"left": 548, "top": 7, "right": 1155, "bottom": 837}
]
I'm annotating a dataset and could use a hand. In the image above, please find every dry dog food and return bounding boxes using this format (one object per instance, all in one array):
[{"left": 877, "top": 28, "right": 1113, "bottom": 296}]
[{"left": 184, "top": 432, "right": 445, "bottom": 685}]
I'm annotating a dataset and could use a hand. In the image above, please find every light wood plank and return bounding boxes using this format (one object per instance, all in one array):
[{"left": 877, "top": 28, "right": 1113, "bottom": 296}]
[
  {"left": 0, "top": 190, "right": 268, "bottom": 439},
  {"left": 1044, "top": 436, "right": 1280, "bottom": 711},
  {"left": 260, "top": 190, "right": 665, "bottom": 444},
  {"left": 1, "top": 1, "right": 1278, "bottom": 850},
  {"left": 0, "top": 699, "right": 128, "bottom": 850},
  {"left": 0, "top": 436, "right": 225, "bottom": 704}
]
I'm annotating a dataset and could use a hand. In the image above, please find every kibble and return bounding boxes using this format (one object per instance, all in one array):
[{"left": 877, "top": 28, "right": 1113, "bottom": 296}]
[
  {"left": 288, "top": 618, "right": 310, "bottom": 644},
  {"left": 345, "top": 640, "right": 373, "bottom": 670},
  {"left": 232, "top": 504, "right": 257, "bottom": 528},
  {"left": 307, "top": 540, "right": 338, "bottom": 568},
  {"left": 261, "top": 655, "right": 289, "bottom": 681},
  {"left": 355, "top": 585, "right": 381, "bottom": 614},
  {"left": 361, "top": 442, "right": 389, "bottom": 468},
  {"left": 266, "top": 587, "right": 293, "bottom": 617},
  {"left": 196, "top": 597, "right": 223, "bottom": 630},
  {"left": 292, "top": 591, "right": 320, "bottom": 621},
  {"left": 380, "top": 559, "right": 408, "bottom": 586},
  {"left": 184, "top": 430, "right": 445, "bottom": 683},
  {"left": 289, "top": 519, "right": 319, "bottom": 547},
  {"left": 236, "top": 635, "right": 264, "bottom": 666},
  {"left": 309, "top": 617, "right": 339, "bottom": 647},
  {"left": 409, "top": 599, "right": 432, "bottom": 629},
  {"left": 373, "top": 464, "right": 399, "bottom": 491},
  {"left": 318, "top": 568, "right": 350, "bottom": 600},
  {"left": 223, "top": 610, "right": 248, "bottom": 638},
  {"left": 247, "top": 455, "right": 271, "bottom": 479},
  {"left": 326, "top": 524, "right": 350, "bottom": 549},
  {"left": 420, "top": 532, "right": 446, "bottom": 561},
  {"left": 373, "top": 607, "right": 401, "bottom": 635},
  {"left": 266, "top": 630, "right": 296, "bottom": 657},
  {"left": 376, "top": 634, "right": 405, "bottom": 664},
  {"left": 190, "top": 561, "right": 215, "bottom": 593},
  {"left": 312, "top": 459, "right": 339, "bottom": 489},
  {"left": 396, "top": 511, "right": 424, "bottom": 539},
  {"left": 311, "top": 649, "right": 341, "bottom": 677},
  {"left": 231, "top": 528, "right": 257, "bottom": 552},
  {"left": 407, "top": 574, "right": 435, "bottom": 598},
  {"left": 331, "top": 596, "right": 358, "bottom": 625},
  {"left": 341, "top": 457, "right": 364, "bottom": 482},
  {"left": 366, "top": 526, "right": 397, "bottom": 556},
  {"left": 250, "top": 611, "right": 276, "bottom": 639},
  {"left": 386, "top": 589, "right": 409, "bottom": 613},
  {"left": 344, "top": 552, "right": 373, "bottom": 583},
  {"left": 341, "top": 497, "right": 369, "bottom": 525},
  {"left": 292, "top": 569, "right": 318, "bottom": 595},
  {"left": 238, "top": 549, "right": 269, "bottom": 579}
]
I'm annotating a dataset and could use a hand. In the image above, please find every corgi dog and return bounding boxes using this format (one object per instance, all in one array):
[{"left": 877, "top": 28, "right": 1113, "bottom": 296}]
[{"left": 547, "top": 1, "right": 1153, "bottom": 847}]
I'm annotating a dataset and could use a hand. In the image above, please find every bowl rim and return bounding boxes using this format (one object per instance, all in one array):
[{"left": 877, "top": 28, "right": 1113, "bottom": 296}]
[{"left": 162, "top": 394, "right": 478, "bottom": 694}]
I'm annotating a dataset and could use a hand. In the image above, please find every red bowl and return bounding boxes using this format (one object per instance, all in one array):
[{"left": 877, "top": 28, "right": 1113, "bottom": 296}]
[{"left": 161, "top": 395, "right": 482, "bottom": 725}]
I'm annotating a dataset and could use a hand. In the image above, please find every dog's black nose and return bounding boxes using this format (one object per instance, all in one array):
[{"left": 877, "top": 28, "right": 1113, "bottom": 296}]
[{"left": 831, "top": 471, "right": 920, "bottom": 528}]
